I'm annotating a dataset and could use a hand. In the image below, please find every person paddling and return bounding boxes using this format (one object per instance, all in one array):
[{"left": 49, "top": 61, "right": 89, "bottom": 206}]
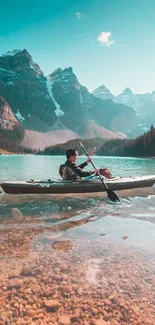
[{"left": 59, "top": 149, "right": 98, "bottom": 181}]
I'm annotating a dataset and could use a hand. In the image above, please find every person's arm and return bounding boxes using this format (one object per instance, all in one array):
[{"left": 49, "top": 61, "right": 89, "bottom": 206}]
[
  {"left": 78, "top": 157, "right": 92, "bottom": 169},
  {"left": 78, "top": 161, "right": 88, "bottom": 169},
  {"left": 70, "top": 162, "right": 95, "bottom": 177}
]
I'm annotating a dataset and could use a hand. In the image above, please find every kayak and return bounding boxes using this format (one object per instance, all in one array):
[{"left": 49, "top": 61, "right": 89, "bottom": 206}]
[{"left": 0, "top": 175, "right": 155, "bottom": 194}]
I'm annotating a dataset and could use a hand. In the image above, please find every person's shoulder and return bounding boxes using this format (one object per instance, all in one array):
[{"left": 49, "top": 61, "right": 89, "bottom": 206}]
[
  {"left": 65, "top": 160, "right": 73, "bottom": 165},
  {"left": 66, "top": 160, "right": 77, "bottom": 167}
]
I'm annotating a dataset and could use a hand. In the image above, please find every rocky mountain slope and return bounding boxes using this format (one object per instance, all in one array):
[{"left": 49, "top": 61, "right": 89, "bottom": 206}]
[
  {"left": 48, "top": 67, "right": 138, "bottom": 137},
  {"left": 0, "top": 96, "right": 19, "bottom": 129},
  {"left": 0, "top": 49, "right": 57, "bottom": 132},
  {"left": 21, "top": 129, "right": 78, "bottom": 150},
  {"left": 0, "top": 96, "right": 25, "bottom": 152},
  {"left": 22, "top": 122, "right": 124, "bottom": 150},
  {"left": 116, "top": 88, "right": 155, "bottom": 131}
]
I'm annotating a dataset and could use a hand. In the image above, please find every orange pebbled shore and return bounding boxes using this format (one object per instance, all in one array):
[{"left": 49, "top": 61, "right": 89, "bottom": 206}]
[
  {"left": 0, "top": 149, "right": 14, "bottom": 154},
  {"left": 1, "top": 205, "right": 155, "bottom": 325}
]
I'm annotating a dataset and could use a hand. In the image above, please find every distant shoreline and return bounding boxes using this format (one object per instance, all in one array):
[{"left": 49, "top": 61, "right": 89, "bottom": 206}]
[
  {"left": 0, "top": 149, "right": 14, "bottom": 155},
  {"left": 0, "top": 149, "right": 33, "bottom": 155}
]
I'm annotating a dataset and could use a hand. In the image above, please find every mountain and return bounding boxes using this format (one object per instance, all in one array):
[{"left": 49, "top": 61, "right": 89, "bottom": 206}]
[
  {"left": 21, "top": 129, "right": 78, "bottom": 150},
  {"left": 94, "top": 85, "right": 155, "bottom": 132},
  {"left": 116, "top": 87, "right": 135, "bottom": 106},
  {"left": 0, "top": 96, "right": 25, "bottom": 152},
  {"left": 93, "top": 85, "right": 115, "bottom": 101},
  {"left": 116, "top": 88, "right": 155, "bottom": 131},
  {"left": 0, "top": 49, "right": 57, "bottom": 132},
  {"left": 48, "top": 67, "right": 138, "bottom": 137},
  {"left": 0, "top": 95, "right": 19, "bottom": 129}
]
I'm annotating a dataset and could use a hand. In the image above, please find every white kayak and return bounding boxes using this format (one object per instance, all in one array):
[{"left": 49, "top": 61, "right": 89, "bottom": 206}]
[{"left": 0, "top": 175, "right": 155, "bottom": 194}]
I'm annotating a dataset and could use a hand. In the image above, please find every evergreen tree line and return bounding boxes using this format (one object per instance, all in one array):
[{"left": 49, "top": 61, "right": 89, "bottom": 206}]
[
  {"left": 97, "top": 125, "right": 155, "bottom": 157},
  {"left": 37, "top": 138, "right": 105, "bottom": 156},
  {"left": 0, "top": 126, "right": 35, "bottom": 154}
]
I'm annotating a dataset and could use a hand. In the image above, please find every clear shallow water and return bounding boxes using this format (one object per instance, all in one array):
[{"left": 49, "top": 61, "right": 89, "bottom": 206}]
[{"left": 1, "top": 155, "right": 155, "bottom": 324}]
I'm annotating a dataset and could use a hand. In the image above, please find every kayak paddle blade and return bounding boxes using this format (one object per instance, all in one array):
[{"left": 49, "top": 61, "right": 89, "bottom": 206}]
[{"left": 107, "top": 189, "right": 120, "bottom": 202}]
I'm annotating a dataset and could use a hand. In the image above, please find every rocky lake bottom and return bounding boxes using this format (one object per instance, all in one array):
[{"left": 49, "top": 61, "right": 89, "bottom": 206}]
[{"left": 1, "top": 188, "right": 155, "bottom": 325}]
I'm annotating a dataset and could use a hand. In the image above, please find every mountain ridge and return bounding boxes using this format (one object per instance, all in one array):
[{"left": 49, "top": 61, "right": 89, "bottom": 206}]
[{"left": 93, "top": 85, "right": 155, "bottom": 132}]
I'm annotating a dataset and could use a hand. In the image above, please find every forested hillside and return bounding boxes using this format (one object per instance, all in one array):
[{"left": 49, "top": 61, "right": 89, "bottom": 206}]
[
  {"left": 37, "top": 138, "right": 105, "bottom": 156},
  {"left": 0, "top": 126, "right": 35, "bottom": 154},
  {"left": 97, "top": 126, "right": 155, "bottom": 157},
  {"left": 0, "top": 125, "right": 24, "bottom": 153}
]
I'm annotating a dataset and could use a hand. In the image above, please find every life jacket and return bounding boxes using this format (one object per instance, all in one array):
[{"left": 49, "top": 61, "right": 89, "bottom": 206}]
[
  {"left": 59, "top": 163, "right": 80, "bottom": 180},
  {"left": 59, "top": 164, "right": 65, "bottom": 178}
]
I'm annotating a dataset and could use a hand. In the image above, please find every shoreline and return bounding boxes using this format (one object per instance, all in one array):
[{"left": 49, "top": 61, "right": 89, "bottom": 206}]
[
  {"left": 1, "top": 149, "right": 155, "bottom": 159},
  {"left": 0, "top": 149, "right": 15, "bottom": 154},
  {"left": 0, "top": 150, "right": 34, "bottom": 155}
]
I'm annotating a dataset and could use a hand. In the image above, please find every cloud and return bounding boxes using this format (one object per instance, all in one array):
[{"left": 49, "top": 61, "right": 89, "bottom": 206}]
[
  {"left": 76, "top": 12, "right": 82, "bottom": 19},
  {"left": 97, "top": 32, "right": 115, "bottom": 47},
  {"left": 0, "top": 37, "right": 3, "bottom": 41}
]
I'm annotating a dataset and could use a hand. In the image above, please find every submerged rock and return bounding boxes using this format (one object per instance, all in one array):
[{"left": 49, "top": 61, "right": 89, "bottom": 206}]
[
  {"left": 51, "top": 240, "right": 72, "bottom": 252},
  {"left": 11, "top": 208, "right": 24, "bottom": 220}
]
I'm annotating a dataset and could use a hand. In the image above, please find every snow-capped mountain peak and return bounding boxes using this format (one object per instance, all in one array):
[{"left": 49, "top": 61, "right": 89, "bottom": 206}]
[
  {"left": 116, "top": 88, "right": 155, "bottom": 132},
  {"left": 93, "top": 85, "right": 115, "bottom": 100},
  {"left": 122, "top": 87, "right": 133, "bottom": 94},
  {"left": 2, "top": 49, "right": 23, "bottom": 57},
  {"left": 94, "top": 85, "right": 110, "bottom": 94}
]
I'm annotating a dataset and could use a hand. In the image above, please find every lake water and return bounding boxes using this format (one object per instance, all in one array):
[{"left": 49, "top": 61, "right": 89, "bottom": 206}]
[
  {"left": 1, "top": 155, "right": 155, "bottom": 182},
  {"left": 1, "top": 155, "right": 155, "bottom": 324}
]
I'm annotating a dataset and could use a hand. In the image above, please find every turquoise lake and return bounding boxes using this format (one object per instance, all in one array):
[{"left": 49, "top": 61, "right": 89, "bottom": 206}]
[{"left": 0, "top": 155, "right": 155, "bottom": 182}]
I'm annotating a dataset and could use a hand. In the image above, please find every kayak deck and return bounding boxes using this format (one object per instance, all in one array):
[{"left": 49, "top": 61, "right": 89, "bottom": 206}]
[{"left": 1, "top": 175, "right": 155, "bottom": 194}]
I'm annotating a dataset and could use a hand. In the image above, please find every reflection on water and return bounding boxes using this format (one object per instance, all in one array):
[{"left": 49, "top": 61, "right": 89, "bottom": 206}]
[{"left": 1, "top": 194, "right": 155, "bottom": 324}]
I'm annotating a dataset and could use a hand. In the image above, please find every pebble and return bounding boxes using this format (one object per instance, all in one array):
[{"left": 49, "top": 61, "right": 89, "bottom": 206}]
[
  {"left": 44, "top": 299, "right": 60, "bottom": 311},
  {"left": 8, "top": 278, "right": 23, "bottom": 289},
  {"left": 58, "top": 315, "right": 71, "bottom": 324}
]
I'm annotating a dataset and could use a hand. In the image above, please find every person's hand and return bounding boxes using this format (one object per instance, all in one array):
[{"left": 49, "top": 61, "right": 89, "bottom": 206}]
[{"left": 86, "top": 157, "right": 92, "bottom": 163}]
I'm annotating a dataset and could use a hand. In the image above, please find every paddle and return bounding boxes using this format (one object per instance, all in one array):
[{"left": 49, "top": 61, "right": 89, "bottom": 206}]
[{"left": 79, "top": 141, "right": 120, "bottom": 202}]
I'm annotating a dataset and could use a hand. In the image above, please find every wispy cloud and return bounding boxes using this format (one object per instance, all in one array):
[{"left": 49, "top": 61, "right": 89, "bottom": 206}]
[
  {"left": 76, "top": 12, "right": 82, "bottom": 19},
  {"left": 97, "top": 31, "right": 115, "bottom": 47},
  {"left": 0, "top": 37, "right": 3, "bottom": 41}
]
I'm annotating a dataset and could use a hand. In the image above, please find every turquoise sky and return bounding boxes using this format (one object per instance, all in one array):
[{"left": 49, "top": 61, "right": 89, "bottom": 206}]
[{"left": 0, "top": 0, "right": 155, "bottom": 95}]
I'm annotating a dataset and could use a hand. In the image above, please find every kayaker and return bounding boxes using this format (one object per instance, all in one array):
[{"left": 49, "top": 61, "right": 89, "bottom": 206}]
[{"left": 59, "top": 148, "right": 98, "bottom": 181}]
